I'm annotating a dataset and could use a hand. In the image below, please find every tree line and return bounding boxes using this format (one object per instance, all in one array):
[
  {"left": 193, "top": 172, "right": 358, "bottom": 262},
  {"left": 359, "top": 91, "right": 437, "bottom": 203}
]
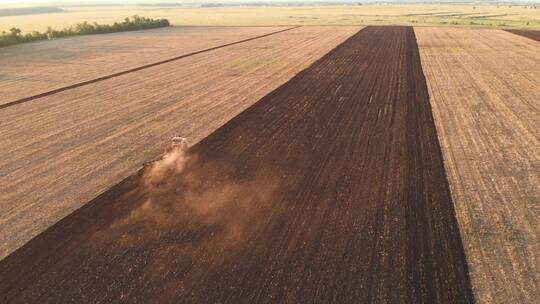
[{"left": 0, "top": 16, "right": 170, "bottom": 48}]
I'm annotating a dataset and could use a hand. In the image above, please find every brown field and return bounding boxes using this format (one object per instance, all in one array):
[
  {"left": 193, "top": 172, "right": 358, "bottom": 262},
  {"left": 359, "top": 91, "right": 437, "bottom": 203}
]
[
  {"left": 506, "top": 29, "right": 540, "bottom": 42},
  {"left": 0, "top": 26, "right": 359, "bottom": 260},
  {"left": 0, "top": 26, "right": 292, "bottom": 105},
  {"left": 0, "top": 26, "right": 473, "bottom": 303},
  {"left": 417, "top": 28, "right": 540, "bottom": 303}
]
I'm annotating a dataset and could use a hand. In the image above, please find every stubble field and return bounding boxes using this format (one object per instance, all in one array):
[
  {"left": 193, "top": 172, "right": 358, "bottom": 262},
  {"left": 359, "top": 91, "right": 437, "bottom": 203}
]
[
  {"left": 417, "top": 27, "right": 539, "bottom": 303},
  {"left": 0, "top": 26, "right": 292, "bottom": 105}
]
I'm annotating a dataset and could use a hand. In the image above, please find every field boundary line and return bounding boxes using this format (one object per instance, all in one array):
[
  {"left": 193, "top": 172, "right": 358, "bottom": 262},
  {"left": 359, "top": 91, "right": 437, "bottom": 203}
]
[{"left": 0, "top": 26, "right": 300, "bottom": 111}]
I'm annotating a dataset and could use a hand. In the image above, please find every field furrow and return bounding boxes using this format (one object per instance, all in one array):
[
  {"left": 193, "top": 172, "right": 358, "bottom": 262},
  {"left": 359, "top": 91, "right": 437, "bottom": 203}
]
[
  {"left": 0, "top": 26, "right": 473, "bottom": 303},
  {"left": 416, "top": 27, "right": 540, "bottom": 303},
  {"left": 0, "top": 26, "right": 359, "bottom": 259}
]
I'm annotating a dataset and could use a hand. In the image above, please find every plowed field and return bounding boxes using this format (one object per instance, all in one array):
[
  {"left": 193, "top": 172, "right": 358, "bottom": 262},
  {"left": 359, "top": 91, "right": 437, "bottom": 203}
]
[
  {"left": 0, "top": 26, "right": 359, "bottom": 260},
  {"left": 0, "top": 26, "right": 473, "bottom": 303},
  {"left": 506, "top": 29, "right": 540, "bottom": 43}
]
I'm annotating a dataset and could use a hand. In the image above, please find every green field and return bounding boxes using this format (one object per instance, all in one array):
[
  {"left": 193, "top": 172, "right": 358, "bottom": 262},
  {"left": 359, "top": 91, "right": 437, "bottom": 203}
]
[{"left": 1, "top": 4, "right": 540, "bottom": 32}]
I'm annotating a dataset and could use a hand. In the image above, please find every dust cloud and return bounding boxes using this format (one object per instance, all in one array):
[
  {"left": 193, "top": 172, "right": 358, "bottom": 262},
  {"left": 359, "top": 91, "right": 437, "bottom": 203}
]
[{"left": 108, "top": 146, "right": 282, "bottom": 248}]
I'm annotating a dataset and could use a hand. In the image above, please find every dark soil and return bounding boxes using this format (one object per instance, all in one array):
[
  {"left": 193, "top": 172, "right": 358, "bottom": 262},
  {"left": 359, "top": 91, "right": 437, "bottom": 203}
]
[
  {"left": 0, "top": 26, "right": 473, "bottom": 304},
  {"left": 506, "top": 29, "right": 540, "bottom": 43}
]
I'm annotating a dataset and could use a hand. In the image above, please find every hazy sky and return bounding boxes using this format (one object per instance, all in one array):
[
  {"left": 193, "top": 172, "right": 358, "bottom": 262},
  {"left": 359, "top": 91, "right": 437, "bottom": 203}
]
[
  {"left": 0, "top": 0, "right": 538, "bottom": 4},
  {"left": 0, "top": 0, "right": 364, "bottom": 5},
  {"left": 2, "top": 0, "right": 349, "bottom": 3},
  {"left": 0, "top": 0, "right": 319, "bottom": 3},
  {"left": 0, "top": 0, "right": 139, "bottom": 3}
]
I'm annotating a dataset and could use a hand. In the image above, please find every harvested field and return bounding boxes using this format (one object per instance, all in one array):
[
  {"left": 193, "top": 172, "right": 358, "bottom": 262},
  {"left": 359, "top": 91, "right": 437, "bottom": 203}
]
[
  {"left": 505, "top": 29, "right": 540, "bottom": 43},
  {"left": 0, "top": 26, "right": 359, "bottom": 260},
  {"left": 0, "top": 26, "right": 473, "bottom": 303},
  {"left": 417, "top": 28, "right": 540, "bottom": 303},
  {"left": 2, "top": 4, "right": 540, "bottom": 31},
  {"left": 0, "top": 26, "right": 291, "bottom": 105}
]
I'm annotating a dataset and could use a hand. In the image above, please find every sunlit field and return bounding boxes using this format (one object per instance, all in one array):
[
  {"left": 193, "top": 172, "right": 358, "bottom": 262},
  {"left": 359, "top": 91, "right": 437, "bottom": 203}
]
[
  {"left": 1, "top": 4, "right": 540, "bottom": 32},
  {"left": 1, "top": 2, "right": 539, "bottom": 303}
]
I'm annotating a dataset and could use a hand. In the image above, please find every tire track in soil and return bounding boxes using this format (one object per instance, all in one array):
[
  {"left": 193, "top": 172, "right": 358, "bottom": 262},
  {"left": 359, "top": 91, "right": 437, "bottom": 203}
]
[
  {"left": 505, "top": 29, "right": 540, "bottom": 43},
  {"left": 0, "top": 26, "right": 474, "bottom": 303}
]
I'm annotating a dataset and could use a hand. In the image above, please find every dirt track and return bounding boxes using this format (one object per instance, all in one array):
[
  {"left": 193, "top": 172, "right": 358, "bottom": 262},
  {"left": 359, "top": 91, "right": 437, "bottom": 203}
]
[
  {"left": 0, "top": 26, "right": 358, "bottom": 260},
  {"left": 0, "top": 26, "right": 473, "bottom": 303},
  {"left": 506, "top": 29, "right": 540, "bottom": 42},
  {"left": 417, "top": 28, "right": 540, "bottom": 303}
]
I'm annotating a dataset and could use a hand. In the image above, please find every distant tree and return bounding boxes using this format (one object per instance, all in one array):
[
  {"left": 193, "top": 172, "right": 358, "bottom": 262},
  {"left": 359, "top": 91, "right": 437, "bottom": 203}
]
[
  {"left": 9, "top": 27, "right": 21, "bottom": 38},
  {"left": 1, "top": 16, "right": 170, "bottom": 48}
]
